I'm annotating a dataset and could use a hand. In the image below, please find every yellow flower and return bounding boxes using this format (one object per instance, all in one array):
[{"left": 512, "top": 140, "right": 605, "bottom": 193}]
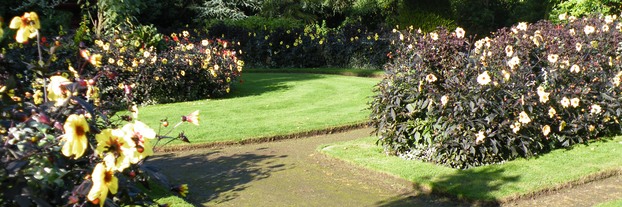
[
  {"left": 519, "top": 111, "right": 531, "bottom": 124},
  {"left": 33, "top": 90, "right": 44, "bottom": 105},
  {"left": 440, "top": 95, "right": 449, "bottom": 106},
  {"left": 87, "top": 163, "right": 118, "bottom": 207},
  {"left": 122, "top": 121, "right": 156, "bottom": 163},
  {"left": 539, "top": 92, "right": 550, "bottom": 103},
  {"left": 559, "top": 13, "right": 567, "bottom": 20},
  {"left": 542, "top": 125, "right": 551, "bottom": 136},
  {"left": 570, "top": 64, "right": 581, "bottom": 73},
  {"left": 549, "top": 107, "right": 557, "bottom": 118},
  {"left": 547, "top": 54, "right": 558, "bottom": 63},
  {"left": 501, "top": 70, "right": 511, "bottom": 81},
  {"left": 477, "top": 71, "right": 491, "bottom": 85},
  {"left": 537, "top": 86, "right": 549, "bottom": 103},
  {"left": 87, "top": 85, "right": 100, "bottom": 105},
  {"left": 507, "top": 56, "right": 520, "bottom": 70},
  {"left": 47, "top": 75, "right": 72, "bottom": 105},
  {"left": 559, "top": 120, "right": 567, "bottom": 131},
  {"left": 510, "top": 122, "right": 521, "bottom": 133},
  {"left": 589, "top": 125, "right": 596, "bottom": 132},
  {"left": 575, "top": 43, "right": 582, "bottom": 52},
  {"left": 561, "top": 97, "right": 570, "bottom": 108},
  {"left": 517, "top": 22, "right": 528, "bottom": 31},
  {"left": 570, "top": 97, "right": 580, "bottom": 107},
  {"left": 9, "top": 12, "right": 40, "bottom": 43},
  {"left": 455, "top": 27, "right": 465, "bottom": 38},
  {"left": 505, "top": 45, "right": 513, "bottom": 57},
  {"left": 95, "top": 129, "right": 134, "bottom": 172},
  {"left": 172, "top": 184, "right": 189, "bottom": 197},
  {"left": 182, "top": 110, "right": 200, "bottom": 126},
  {"left": 426, "top": 74, "right": 437, "bottom": 83},
  {"left": 61, "top": 114, "right": 90, "bottom": 159},
  {"left": 605, "top": 15, "right": 615, "bottom": 24},
  {"left": 584, "top": 25, "right": 595, "bottom": 35},
  {"left": 591, "top": 104, "right": 602, "bottom": 114},
  {"left": 90, "top": 54, "right": 102, "bottom": 67},
  {"left": 475, "top": 131, "right": 486, "bottom": 144},
  {"left": 430, "top": 32, "right": 439, "bottom": 40}
]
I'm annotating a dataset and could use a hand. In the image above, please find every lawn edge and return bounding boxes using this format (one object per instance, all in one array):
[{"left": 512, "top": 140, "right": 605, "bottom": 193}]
[
  {"left": 317, "top": 142, "right": 622, "bottom": 205},
  {"left": 156, "top": 122, "right": 369, "bottom": 152}
]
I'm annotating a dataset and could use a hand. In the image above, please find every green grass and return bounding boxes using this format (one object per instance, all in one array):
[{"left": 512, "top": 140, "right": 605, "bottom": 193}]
[
  {"left": 596, "top": 199, "right": 622, "bottom": 207},
  {"left": 136, "top": 73, "right": 378, "bottom": 145},
  {"left": 319, "top": 136, "right": 622, "bottom": 201},
  {"left": 245, "top": 67, "right": 385, "bottom": 77},
  {"left": 146, "top": 181, "right": 194, "bottom": 207}
]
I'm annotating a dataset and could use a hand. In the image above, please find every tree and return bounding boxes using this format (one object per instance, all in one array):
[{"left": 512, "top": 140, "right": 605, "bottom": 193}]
[{"left": 193, "top": 0, "right": 263, "bottom": 20}]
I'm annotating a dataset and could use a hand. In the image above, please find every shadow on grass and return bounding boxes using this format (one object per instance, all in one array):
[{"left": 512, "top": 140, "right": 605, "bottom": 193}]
[
  {"left": 226, "top": 73, "right": 324, "bottom": 98},
  {"left": 376, "top": 168, "right": 520, "bottom": 207},
  {"left": 147, "top": 151, "right": 288, "bottom": 205}
]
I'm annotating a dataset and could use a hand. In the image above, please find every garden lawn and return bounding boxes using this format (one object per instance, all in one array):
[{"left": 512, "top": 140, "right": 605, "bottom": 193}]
[
  {"left": 596, "top": 199, "right": 622, "bottom": 207},
  {"left": 319, "top": 136, "right": 622, "bottom": 201},
  {"left": 136, "top": 73, "right": 378, "bottom": 146}
]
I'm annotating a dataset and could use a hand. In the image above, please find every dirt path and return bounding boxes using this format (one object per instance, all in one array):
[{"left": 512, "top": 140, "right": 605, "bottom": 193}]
[{"left": 150, "top": 127, "right": 622, "bottom": 206}]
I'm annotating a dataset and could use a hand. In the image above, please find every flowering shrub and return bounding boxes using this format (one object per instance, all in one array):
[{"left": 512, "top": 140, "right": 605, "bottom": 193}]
[
  {"left": 1, "top": 12, "right": 196, "bottom": 206},
  {"left": 85, "top": 29, "right": 243, "bottom": 105},
  {"left": 370, "top": 15, "right": 622, "bottom": 169}
]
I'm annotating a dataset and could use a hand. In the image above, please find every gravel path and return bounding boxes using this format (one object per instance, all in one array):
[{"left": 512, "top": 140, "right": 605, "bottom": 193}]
[{"left": 150, "top": 127, "right": 622, "bottom": 206}]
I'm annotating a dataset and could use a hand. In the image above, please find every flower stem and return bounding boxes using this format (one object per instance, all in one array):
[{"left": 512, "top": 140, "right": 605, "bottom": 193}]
[{"left": 35, "top": 27, "right": 47, "bottom": 103}]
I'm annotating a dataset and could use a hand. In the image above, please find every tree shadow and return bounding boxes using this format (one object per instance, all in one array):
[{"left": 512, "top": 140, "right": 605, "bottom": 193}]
[
  {"left": 375, "top": 168, "right": 520, "bottom": 207},
  {"left": 226, "top": 73, "right": 324, "bottom": 98},
  {"left": 147, "top": 150, "right": 289, "bottom": 205}
]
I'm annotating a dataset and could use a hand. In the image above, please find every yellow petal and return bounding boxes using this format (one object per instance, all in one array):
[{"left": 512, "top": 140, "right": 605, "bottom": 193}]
[
  {"left": 15, "top": 28, "right": 29, "bottom": 43},
  {"left": 9, "top": 17, "right": 21, "bottom": 29},
  {"left": 29, "top": 12, "right": 40, "bottom": 29},
  {"left": 108, "top": 175, "right": 119, "bottom": 194},
  {"left": 28, "top": 29, "right": 38, "bottom": 39},
  {"left": 61, "top": 137, "right": 73, "bottom": 157}
]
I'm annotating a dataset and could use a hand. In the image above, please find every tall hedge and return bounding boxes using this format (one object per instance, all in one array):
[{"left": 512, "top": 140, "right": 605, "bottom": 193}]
[
  {"left": 205, "top": 18, "right": 392, "bottom": 69},
  {"left": 371, "top": 15, "right": 622, "bottom": 169}
]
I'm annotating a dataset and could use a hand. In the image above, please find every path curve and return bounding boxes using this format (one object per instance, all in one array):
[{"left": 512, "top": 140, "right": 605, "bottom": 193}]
[{"left": 150, "top": 127, "right": 622, "bottom": 206}]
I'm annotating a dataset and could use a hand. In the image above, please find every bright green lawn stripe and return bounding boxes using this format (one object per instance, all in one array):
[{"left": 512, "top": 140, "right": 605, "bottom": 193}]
[
  {"left": 245, "top": 67, "right": 385, "bottom": 77},
  {"left": 595, "top": 199, "right": 622, "bottom": 207},
  {"left": 319, "top": 136, "right": 622, "bottom": 201},
  {"left": 137, "top": 73, "right": 377, "bottom": 145}
]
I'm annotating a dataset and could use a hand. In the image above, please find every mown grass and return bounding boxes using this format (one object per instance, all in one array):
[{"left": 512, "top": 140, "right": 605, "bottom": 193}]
[
  {"left": 146, "top": 181, "right": 194, "bottom": 207},
  {"left": 245, "top": 67, "right": 385, "bottom": 77},
  {"left": 596, "top": 199, "right": 622, "bottom": 207},
  {"left": 319, "top": 136, "right": 622, "bottom": 202},
  {"left": 136, "top": 73, "right": 378, "bottom": 146}
]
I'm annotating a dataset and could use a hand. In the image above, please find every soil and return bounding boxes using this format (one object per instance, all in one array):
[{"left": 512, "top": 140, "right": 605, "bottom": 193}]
[{"left": 149, "top": 127, "right": 622, "bottom": 207}]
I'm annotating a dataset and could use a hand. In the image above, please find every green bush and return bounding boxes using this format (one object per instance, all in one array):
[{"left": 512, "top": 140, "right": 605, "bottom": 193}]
[
  {"left": 88, "top": 29, "right": 242, "bottom": 105},
  {"left": 206, "top": 18, "right": 391, "bottom": 69},
  {"left": 371, "top": 15, "right": 622, "bottom": 169},
  {"left": 549, "top": 0, "right": 622, "bottom": 23}
]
